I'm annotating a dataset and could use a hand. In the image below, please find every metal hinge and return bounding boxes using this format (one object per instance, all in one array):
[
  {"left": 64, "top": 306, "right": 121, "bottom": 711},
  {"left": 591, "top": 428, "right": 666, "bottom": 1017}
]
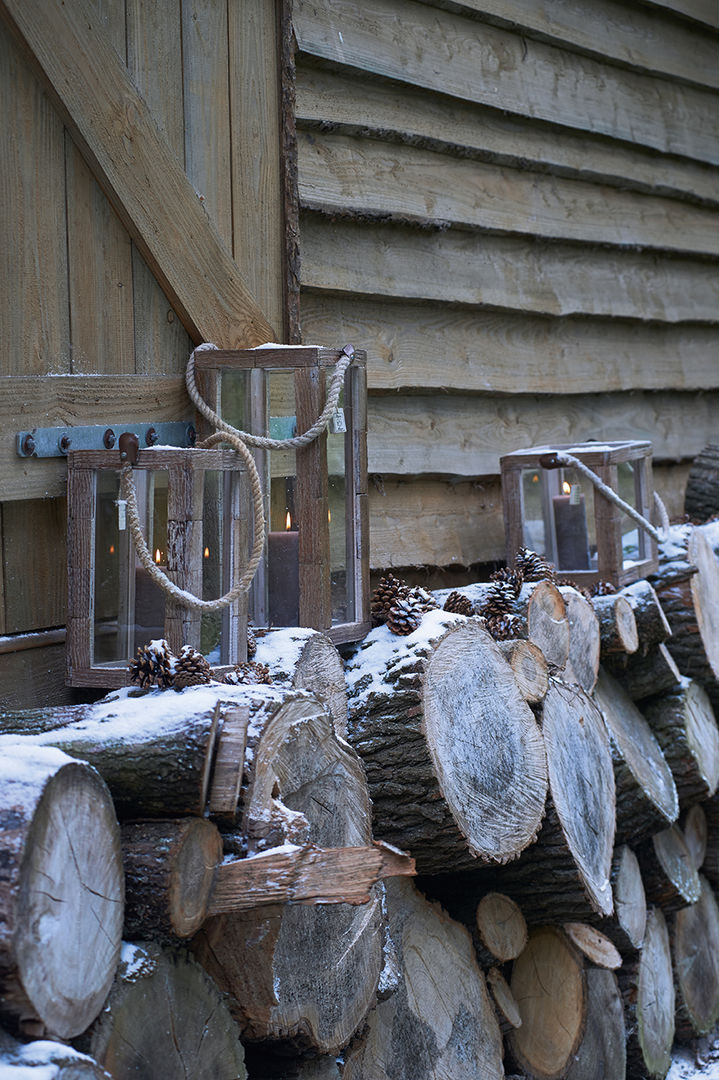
[{"left": 17, "top": 422, "right": 196, "bottom": 458}]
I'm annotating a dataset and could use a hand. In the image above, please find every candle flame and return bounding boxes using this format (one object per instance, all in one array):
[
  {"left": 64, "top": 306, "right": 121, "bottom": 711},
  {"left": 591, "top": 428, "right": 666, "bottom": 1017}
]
[
  {"left": 285, "top": 511, "right": 292, "bottom": 531},
  {"left": 155, "top": 548, "right": 162, "bottom": 563},
  {"left": 204, "top": 546, "right": 210, "bottom": 559},
  {"left": 109, "top": 544, "right": 115, "bottom": 555},
  {"left": 328, "top": 508, "right": 331, "bottom": 524},
  {"left": 562, "top": 481, "right": 571, "bottom": 495}
]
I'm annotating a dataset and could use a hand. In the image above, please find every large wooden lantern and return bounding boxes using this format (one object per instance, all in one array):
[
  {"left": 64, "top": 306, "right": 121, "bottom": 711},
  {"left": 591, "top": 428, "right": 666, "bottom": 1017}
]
[
  {"left": 500, "top": 441, "right": 658, "bottom": 587},
  {"left": 66, "top": 445, "right": 249, "bottom": 688},
  {"left": 192, "top": 345, "right": 370, "bottom": 645}
]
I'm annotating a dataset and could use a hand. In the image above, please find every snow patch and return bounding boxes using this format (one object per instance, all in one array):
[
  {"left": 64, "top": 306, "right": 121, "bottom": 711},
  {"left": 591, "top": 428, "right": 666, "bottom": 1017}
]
[
  {"left": 0, "top": 743, "right": 76, "bottom": 785},
  {"left": 119, "top": 941, "right": 157, "bottom": 981},
  {"left": 254, "top": 627, "right": 316, "bottom": 677}
]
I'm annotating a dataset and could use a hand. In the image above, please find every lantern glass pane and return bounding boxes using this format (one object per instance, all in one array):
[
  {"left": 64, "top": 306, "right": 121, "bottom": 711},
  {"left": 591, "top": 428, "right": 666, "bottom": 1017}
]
[
  {"left": 520, "top": 468, "right": 549, "bottom": 558},
  {"left": 554, "top": 467, "right": 596, "bottom": 572},
  {"left": 200, "top": 470, "right": 228, "bottom": 663},
  {"left": 328, "top": 382, "right": 352, "bottom": 625},
  {"left": 617, "top": 460, "right": 646, "bottom": 567},
  {"left": 267, "top": 370, "right": 299, "bottom": 627}
]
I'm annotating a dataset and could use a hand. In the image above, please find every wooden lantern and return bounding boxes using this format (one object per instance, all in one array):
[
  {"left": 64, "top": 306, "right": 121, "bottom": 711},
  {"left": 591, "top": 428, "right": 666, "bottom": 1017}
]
[
  {"left": 66, "top": 446, "right": 249, "bottom": 688},
  {"left": 192, "top": 345, "right": 370, "bottom": 645},
  {"left": 500, "top": 441, "right": 658, "bottom": 587}
]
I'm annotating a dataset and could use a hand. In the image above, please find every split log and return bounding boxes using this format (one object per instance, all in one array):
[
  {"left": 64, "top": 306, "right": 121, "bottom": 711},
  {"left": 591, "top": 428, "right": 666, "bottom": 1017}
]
[
  {"left": 486, "top": 966, "right": 522, "bottom": 1035},
  {"left": 79, "top": 942, "right": 247, "bottom": 1079},
  {"left": 672, "top": 875, "right": 719, "bottom": 1041},
  {"left": 558, "top": 585, "right": 600, "bottom": 692},
  {"left": 0, "top": 745, "right": 123, "bottom": 1039},
  {"left": 593, "top": 668, "right": 679, "bottom": 844},
  {"left": 475, "top": 892, "right": 528, "bottom": 968},
  {"left": 193, "top": 686, "right": 385, "bottom": 1055},
  {"left": 562, "top": 923, "right": 621, "bottom": 970},
  {"left": 619, "top": 907, "right": 675, "bottom": 1080},
  {"left": 590, "top": 592, "right": 639, "bottom": 657},
  {"left": 606, "top": 642, "right": 682, "bottom": 702},
  {"left": 684, "top": 443, "right": 719, "bottom": 522},
  {"left": 682, "top": 802, "right": 708, "bottom": 871},
  {"left": 0, "top": 1033, "right": 109, "bottom": 1079},
  {"left": 254, "top": 628, "right": 348, "bottom": 738},
  {"left": 496, "top": 639, "right": 549, "bottom": 704},
  {"left": 491, "top": 678, "right": 616, "bottom": 922},
  {"left": 345, "top": 612, "right": 547, "bottom": 872},
  {"left": 619, "top": 579, "right": 672, "bottom": 653},
  {"left": 121, "top": 818, "right": 222, "bottom": 940},
  {"left": 642, "top": 678, "right": 719, "bottom": 806},
  {"left": 507, "top": 926, "right": 586, "bottom": 1080},
  {"left": 564, "top": 968, "right": 626, "bottom": 1080},
  {"left": 639, "top": 825, "right": 701, "bottom": 912},
  {"left": 595, "top": 844, "right": 647, "bottom": 953},
  {"left": 341, "top": 878, "right": 504, "bottom": 1080}
]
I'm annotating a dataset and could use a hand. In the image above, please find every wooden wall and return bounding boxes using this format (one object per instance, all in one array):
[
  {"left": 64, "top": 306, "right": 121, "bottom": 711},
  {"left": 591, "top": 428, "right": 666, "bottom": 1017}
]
[{"left": 292, "top": 0, "right": 719, "bottom": 570}]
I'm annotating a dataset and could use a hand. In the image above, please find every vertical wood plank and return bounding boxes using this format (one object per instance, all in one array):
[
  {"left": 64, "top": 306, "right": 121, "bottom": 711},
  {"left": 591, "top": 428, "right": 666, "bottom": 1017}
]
[
  {"left": 0, "top": 26, "right": 70, "bottom": 374},
  {"left": 228, "top": 0, "right": 285, "bottom": 336},
  {"left": 0, "top": 504, "right": 5, "bottom": 636},
  {"left": 3, "top": 497, "right": 68, "bottom": 633}
]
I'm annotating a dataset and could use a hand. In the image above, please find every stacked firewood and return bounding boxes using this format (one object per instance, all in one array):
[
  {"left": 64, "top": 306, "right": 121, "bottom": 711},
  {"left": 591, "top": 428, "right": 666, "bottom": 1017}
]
[{"left": 2, "top": 518, "right": 719, "bottom": 1078}]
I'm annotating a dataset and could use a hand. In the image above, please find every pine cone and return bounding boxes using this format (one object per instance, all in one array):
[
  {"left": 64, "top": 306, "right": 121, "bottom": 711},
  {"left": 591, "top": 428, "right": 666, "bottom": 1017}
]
[
  {"left": 485, "top": 613, "right": 523, "bottom": 641},
  {"left": 173, "top": 645, "right": 213, "bottom": 690},
  {"left": 222, "top": 661, "right": 272, "bottom": 685},
  {"left": 386, "top": 595, "right": 424, "bottom": 636},
  {"left": 515, "top": 547, "right": 556, "bottom": 582},
  {"left": 559, "top": 579, "right": 593, "bottom": 599},
  {"left": 128, "top": 639, "right": 175, "bottom": 689},
  {"left": 247, "top": 625, "right": 257, "bottom": 661},
  {"left": 443, "top": 591, "right": 475, "bottom": 616},
  {"left": 371, "top": 573, "right": 408, "bottom": 626},
  {"left": 481, "top": 580, "right": 518, "bottom": 618},
  {"left": 490, "top": 566, "right": 524, "bottom": 598},
  {"left": 405, "top": 586, "right": 439, "bottom": 613},
  {"left": 590, "top": 580, "right": 616, "bottom": 597}
]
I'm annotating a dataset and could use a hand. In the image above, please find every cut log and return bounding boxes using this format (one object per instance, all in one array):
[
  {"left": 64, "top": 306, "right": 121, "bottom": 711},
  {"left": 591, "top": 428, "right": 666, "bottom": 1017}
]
[
  {"left": 192, "top": 686, "right": 385, "bottom": 1055},
  {"left": 619, "top": 907, "right": 675, "bottom": 1080},
  {"left": 672, "top": 875, "right": 719, "bottom": 1040},
  {"left": 639, "top": 825, "right": 701, "bottom": 912},
  {"left": 517, "top": 581, "right": 570, "bottom": 670},
  {"left": 596, "top": 844, "right": 647, "bottom": 953},
  {"left": 79, "top": 942, "right": 247, "bottom": 1079},
  {"left": 345, "top": 611, "right": 547, "bottom": 872},
  {"left": 121, "top": 818, "right": 222, "bottom": 940},
  {"left": 684, "top": 443, "right": 719, "bottom": 522},
  {"left": 0, "top": 1033, "right": 109, "bottom": 1079},
  {"left": 619, "top": 579, "right": 672, "bottom": 653},
  {"left": 702, "top": 792, "right": 719, "bottom": 894},
  {"left": 507, "top": 926, "right": 586, "bottom": 1080},
  {"left": 486, "top": 966, "right": 522, "bottom": 1035},
  {"left": 682, "top": 802, "right": 708, "bottom": 872},
  {"left": 496, "top": 638, "right": 549, "bottom": 703},
  {"left": 590, "top": 593, "right": 639, "bottom": 657},
  {"left": 642, "top": 678, "right": 719, "bottom": 806},
  {"left": 562, "top": 923, "right": 622, "bottom": 970},
  {"left": 593, "top": 668, "right": 679, "bottom": 844},
  {"left": 606, "top": 642, "right": 682, "bottom": 702},
  {"left": 0, "top": 745, "right": 124, "bottom": 1039},
  {"left": 475, "top": 892, "right": 528, "bottom": 968},
  {"left": 490, "top": 678, "right": 615, "bottom": 922},
  {"left": 558, "top": 585, "right": 600, "bottom": 692},
  {"left": 341, "top": 878, "right": 504, "bottom": 1080},
  {"left": 564, "top": 968, "right": 626, "bottom": 1080},
  {"left": 254, "top": 627, "right": 348, "bottom": 738}
]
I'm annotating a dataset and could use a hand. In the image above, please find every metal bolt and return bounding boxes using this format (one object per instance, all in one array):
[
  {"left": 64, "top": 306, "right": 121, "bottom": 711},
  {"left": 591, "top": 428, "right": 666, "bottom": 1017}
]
[
  {"left": 58, "top": 434, "right": 72, "bottom": 454},
  {"left": 21, "top": 433, "right": 36, "bottom": 456},
  {"left": 145, "top": 427, "right": 158, "bottom": 446},
  {"left": 103, "top": 428, "right": 116, "bottom": 449}
]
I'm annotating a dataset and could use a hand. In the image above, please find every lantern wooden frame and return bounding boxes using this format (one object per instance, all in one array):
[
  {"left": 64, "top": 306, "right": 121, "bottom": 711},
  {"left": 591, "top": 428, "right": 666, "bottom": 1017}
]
[
  {"left": 66, "top": 447, "right": 248, "bottom": 688},
  {"left": 500, "top": 440, "right": 658, "bottom": 588},
  {"left": 192, "top": 346, "right": 370, "bottom": 645}
]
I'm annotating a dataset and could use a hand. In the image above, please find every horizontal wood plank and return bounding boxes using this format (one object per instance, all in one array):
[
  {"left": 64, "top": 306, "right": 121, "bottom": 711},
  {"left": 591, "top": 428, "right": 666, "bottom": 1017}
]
[
  {"left": 293, "top": 0, "right": 719, "bottom": 164},
  {"left": 296, "top": 65, "right": 719, "bottom": 206},
  {"left": 0, "top": 0, "right": 276, "bottom": 347},
  {"left": 366, "top": 391, "right": 719, "bottom": 476},
  {"left": 300, "top": 294, "right": 719, "bottom": 395},
  {"left": 637, "top": 0, "right": 719, "bottom": 32},
  {"left": 298, "top": 132, "right": 719, "bottom": 255},
  {"left": 301, "top": 215, "right": 719, "bottom": 323}
]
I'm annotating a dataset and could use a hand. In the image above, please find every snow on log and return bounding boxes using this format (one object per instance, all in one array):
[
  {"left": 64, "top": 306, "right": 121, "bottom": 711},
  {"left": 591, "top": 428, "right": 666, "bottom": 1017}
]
[
  {"left": 590, "top": 592, "right": 639, "bottom": 658},
  {"left": 672, "top": 875, "right": 719, "bottom": 1041},
  {"left": 558, "top": 585, "right": 600, "bottom": 692},
  {"left": 619, "top": 907, "right": 675, "bottom": 1080},
  {"left": 253, "top": 628, "right": 348, "bottom": 738},
  {"left": 564, "top": 968, "right": 626, "bottom": 1080},
  {"left": 639, "top": 825, "right": 701, "bottom": 912},
  {"left": 341, "top": 878, "right": 504, "bottom": 1080},
  {"left": 0, "top": 746, "right": 123, "bottom": 1039},
  {"left": 593, "top": 668, "right": 679, "bottom": 844},
  {"left": 642, "top": 678, "right": 719, "bottom": 806},
  {"left": 345, "top": 611, "right": 547, "bottom": 872},
  {"left": 0, "top": 1032, "right": 109, "bottom": 1078}
]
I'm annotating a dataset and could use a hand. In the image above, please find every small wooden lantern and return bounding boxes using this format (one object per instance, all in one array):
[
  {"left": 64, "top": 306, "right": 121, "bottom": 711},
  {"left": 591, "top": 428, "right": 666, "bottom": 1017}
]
[
  {"left": 192, "top": 346, "right": 370, "bottom": 645},
  {"left": 500, "top": 441, "right": 658, "bottom": 587},
  {"left": 66, "top": 446, "right": 249, "bottom": 688}
]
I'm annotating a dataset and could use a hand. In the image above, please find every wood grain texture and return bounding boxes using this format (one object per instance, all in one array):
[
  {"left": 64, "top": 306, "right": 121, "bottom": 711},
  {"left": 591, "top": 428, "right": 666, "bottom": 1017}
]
[
  {"left": 298, "top": 132, "right": 719, "bottom": 254},
  {"left": 293, "top": 0, "right": 719, "bottom": 164},
  {"left": 639, "top": 0, "right": 719, "bottom": 31},
  {"left": 2, "top": 498, "right": 67, "bottom": 633}
]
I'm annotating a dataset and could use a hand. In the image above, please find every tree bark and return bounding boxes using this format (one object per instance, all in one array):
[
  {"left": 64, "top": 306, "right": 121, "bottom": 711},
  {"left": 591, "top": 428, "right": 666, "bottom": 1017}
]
[
  {"left": 682, "top": 802, "right": 708, "bottom": 872},
  {"left": 121, "top": 818, "right": 222, "bottom": 940},
  {"left": 507, "top": 926, "right": 586, "bottom": 1080},
  {"left": 345, "top": 613, "right": 547, "bottom": 872},
  {"left": 684, "top": 443, "right": 719, "bottom": 522},
  {"left": 643, "top": 678, "right": 719, "bottom": 806},
  {"left": 192, "top": 688, "right": 385, "bottom": 1055},
  {"left": 79, "top": 942, "right": 247, "bottom": 1079},
  {"left": 590, "top": 593, "right": 639, "bottom": 657},
  {"left": 341, "top": 878, "right": 504, "bottom": 1080},
  {"left": 639, "top": 825, "right": 701, "bottom": 912},
  {"left": 564, "top": 969, "right": 626, "bottom": 1080},
  {"left": 672, "top": 875, "right": 719, "bottom": 1040},
  {"left": 496, "top": 639, "right": 549, "bottom": 704},
  {"left": 606, "top": 642, "right": 681, "bottom": 702},
  {"left": 619, "top": 579, "right": 672, "bottom": 653},
  {"left": 558, "top": 586, "right": 600, "bottom": 692},
  {"left": 593, "top": 668, "right": 679, "bottom": 844},
  {"left": 254, "top": 628, "right": 348, "bottom": 738},
  {"left": 619, "top": 907, "right": 675, "bottom": 1080},
  {"left": 593, "top": 844, "right": 647, "bottom": 953},
  {"left": 0, "top": 746, "right": 123, "bottom": 1040}
]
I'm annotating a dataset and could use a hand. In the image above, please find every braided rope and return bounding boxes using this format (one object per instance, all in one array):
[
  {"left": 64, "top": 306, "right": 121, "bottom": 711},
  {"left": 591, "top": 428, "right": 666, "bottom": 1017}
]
[
  {"left": 186, "top": 344, "right": 354, "bottom": 449},
  {"left": 549, "top": 451, "right": 669, "bottom": 543}
]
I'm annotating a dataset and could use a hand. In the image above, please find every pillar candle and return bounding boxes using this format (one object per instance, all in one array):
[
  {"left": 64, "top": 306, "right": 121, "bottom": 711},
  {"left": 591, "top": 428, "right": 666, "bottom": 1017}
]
[
  {"left": 268, "top": 529, "right": 300, "bottom": 626},
  {"left": 553, "top": 493, "right": 591, "bottom": 570}
]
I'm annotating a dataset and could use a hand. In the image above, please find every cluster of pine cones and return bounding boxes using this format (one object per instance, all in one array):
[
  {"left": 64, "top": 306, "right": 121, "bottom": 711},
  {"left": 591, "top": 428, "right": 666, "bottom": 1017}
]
[
  {"left": 371, "top": 574, "right": 475, "bottom": 636},
  {"left": 128, "top": 627, "right": 271, "bottom": 690},
  {"left": 478, "top": 547, "right": 556, "bottom": 640}
]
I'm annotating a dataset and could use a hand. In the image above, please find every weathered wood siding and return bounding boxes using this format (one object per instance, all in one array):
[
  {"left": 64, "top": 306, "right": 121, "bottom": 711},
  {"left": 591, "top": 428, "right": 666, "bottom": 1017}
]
[{"left": 292, "top": 0, "right": 719, "bottom": 569}]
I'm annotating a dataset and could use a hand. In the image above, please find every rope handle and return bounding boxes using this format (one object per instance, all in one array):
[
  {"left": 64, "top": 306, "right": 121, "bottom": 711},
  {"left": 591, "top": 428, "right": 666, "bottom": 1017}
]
[{"left": 545, "top": 451, "right": 669, "bottom": 544}]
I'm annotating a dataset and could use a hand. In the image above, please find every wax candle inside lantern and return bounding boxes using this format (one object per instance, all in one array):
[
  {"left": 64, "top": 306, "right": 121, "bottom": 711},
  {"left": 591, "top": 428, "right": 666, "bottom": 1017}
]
[
  {"left": 134, "top": 547, "right": 166, "bottom": 642},
  {"left": 553, "top": 481, "right": 591, "bottom": 570},
  {"left": 268, "top": 510, "right": 300, "bottom": 626}
]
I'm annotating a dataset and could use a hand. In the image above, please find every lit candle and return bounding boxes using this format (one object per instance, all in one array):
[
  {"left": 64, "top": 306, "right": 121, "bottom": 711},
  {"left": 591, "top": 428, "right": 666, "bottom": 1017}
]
[
  {"left": 552, "top": 481, "right": 591, "bottom": 570},
  {"left": 268, "top": 510, "right": 300, "bottom": 626}
]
